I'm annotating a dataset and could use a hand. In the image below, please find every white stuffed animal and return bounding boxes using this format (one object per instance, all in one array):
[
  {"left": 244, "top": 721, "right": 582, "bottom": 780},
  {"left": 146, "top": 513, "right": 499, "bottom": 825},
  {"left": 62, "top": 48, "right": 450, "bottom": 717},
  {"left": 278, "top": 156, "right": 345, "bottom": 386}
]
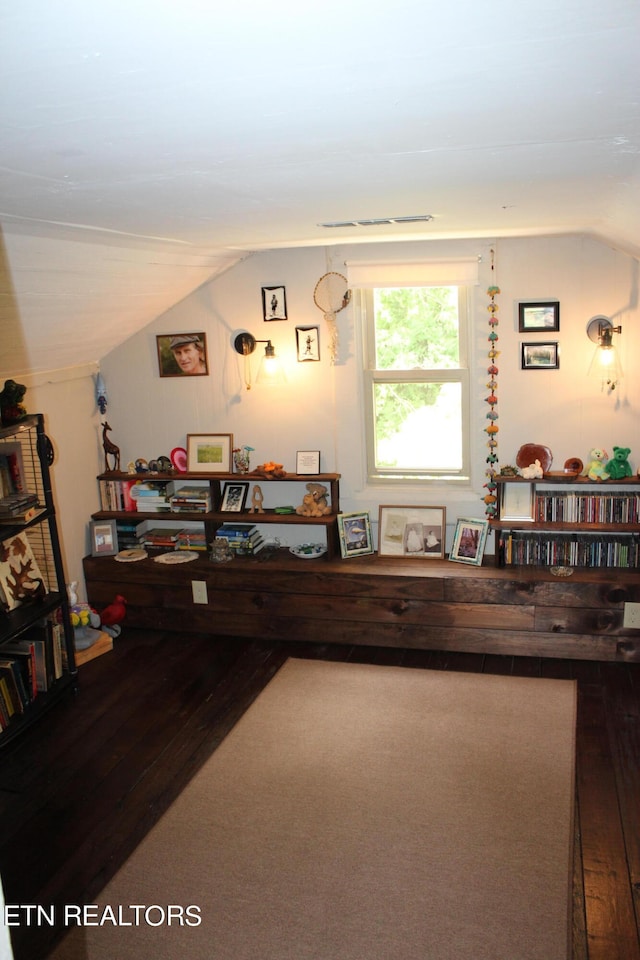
[{"left": 520, "top": 459, "right": 544, "bottom": 479}]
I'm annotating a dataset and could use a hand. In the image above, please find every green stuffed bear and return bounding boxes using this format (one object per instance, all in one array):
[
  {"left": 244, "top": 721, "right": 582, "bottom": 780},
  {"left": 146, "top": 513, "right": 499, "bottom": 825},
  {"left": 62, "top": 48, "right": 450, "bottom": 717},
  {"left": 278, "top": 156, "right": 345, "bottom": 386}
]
[{"left": 607, "top": 446, "right": 632, "bottom": 480}]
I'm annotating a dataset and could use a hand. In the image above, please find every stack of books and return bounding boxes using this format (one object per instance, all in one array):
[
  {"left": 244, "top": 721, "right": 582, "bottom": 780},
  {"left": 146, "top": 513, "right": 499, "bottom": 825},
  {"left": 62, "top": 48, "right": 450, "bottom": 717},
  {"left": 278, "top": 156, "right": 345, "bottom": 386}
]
[
  {"left": 131, "top": 482, "right": 172, "bottom": 513},
  {"left": 137, "top": 526, "right": 185, "bottom": 552},
  {"left": 177, "top": 529, "right": 207, "bottom": 551},
  {"left": 0, "top": 492, "right": 40, "bottom": 523},
  {"left": 216, "top": 522, "right": 265, "bottom": 556},
  {"left": 170, "top": 484, "right": 212, "bottom": 514}
]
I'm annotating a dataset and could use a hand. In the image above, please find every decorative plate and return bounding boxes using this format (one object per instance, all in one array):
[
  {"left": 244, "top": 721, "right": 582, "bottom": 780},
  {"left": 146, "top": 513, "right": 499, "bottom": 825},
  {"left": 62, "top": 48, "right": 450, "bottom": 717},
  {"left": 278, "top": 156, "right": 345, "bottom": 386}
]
[
  {"left": 516, "top": 443, "right": 553, "bottom": 473},
  {"left": 152, "top": 550, "right": 199, "bottom": 564},
  {"left": 542, "top": 470, "right": 579, "bottom": 482},
  {"left": 289, "top": 543, "right": 327, "bottom": 559},
  {"left": 115, "top": 548, "right": 148, "bottom": 562},
  {"left": 170, "top": 447, "right": 188, "bottom": 472}
]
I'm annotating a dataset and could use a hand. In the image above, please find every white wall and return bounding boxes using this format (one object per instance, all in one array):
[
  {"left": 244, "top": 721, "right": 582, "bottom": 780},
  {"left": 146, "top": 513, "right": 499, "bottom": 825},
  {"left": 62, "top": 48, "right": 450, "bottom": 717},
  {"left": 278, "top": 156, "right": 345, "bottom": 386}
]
[
  {"left": 26, "top": 369, "right": 103, "bottom": 598},
  {"left": 98, "top": 234, "right": 638, "bottom": 560}
]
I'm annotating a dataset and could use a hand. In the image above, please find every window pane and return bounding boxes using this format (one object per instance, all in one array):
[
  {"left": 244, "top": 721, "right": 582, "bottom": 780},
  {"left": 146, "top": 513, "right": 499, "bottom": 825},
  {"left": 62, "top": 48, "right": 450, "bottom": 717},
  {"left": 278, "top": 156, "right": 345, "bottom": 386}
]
[
  {"left": 373, "top": 381, "right": 463, "bottom": 471},
  {"left": 373, "top": 287, "right": 460, "bottom": 370}
]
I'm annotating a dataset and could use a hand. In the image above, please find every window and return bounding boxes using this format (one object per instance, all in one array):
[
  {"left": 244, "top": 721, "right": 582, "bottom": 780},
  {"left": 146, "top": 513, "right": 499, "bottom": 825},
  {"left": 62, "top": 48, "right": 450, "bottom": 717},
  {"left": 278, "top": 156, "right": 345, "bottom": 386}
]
[{"left": 360, "top": 285, "right": 470, "bottom": 481}]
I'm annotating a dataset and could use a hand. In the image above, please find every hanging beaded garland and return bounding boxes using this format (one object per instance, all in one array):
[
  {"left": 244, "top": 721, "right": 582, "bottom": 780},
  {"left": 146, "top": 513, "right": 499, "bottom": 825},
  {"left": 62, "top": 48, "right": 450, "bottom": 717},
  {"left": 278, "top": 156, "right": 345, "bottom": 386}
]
[{"left": 483, "top": 249, "right": 500, "bottom": 517}]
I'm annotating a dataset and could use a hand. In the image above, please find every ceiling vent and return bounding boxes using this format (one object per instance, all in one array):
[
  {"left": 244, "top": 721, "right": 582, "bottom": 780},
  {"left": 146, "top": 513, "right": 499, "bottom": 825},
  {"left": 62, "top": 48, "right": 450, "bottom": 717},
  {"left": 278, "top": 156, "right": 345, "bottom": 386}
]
[{"left": 319, "top": 214, "right": 434, "bottom": 228}]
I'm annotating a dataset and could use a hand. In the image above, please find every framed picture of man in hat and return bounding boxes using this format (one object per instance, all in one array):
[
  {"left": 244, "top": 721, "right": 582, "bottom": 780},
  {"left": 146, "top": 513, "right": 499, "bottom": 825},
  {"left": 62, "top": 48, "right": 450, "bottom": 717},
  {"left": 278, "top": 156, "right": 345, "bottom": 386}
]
[{"left": 156, "top": 333, "right": 209, "bottom": 377}]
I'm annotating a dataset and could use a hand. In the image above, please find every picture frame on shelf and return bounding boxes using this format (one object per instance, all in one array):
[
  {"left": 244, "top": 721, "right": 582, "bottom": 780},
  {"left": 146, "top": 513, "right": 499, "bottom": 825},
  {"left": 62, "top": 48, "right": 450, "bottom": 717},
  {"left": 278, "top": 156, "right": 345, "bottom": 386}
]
[
  {"left": 337, "top": 511, "right": 374, "bottom": 559},
  {"left": 500, "top": 483, "right": 535, "bottom": 522},
  {"left": 518, "top": 301, "right": 560, "bottom": 332},
  {"left": 296, "top": 326, "right": 320, "bottom": 361},
  {"left": 186, "top": 434, "right": 233, "bottom": 473},
  {"left": 220, "top": 482, "right": 249, "bottom": 512},
  {"left": 296, "top": 450, "right": 321, "bottom": 475},
  {"left": 262, "top": 285, "right": 287, "bottom": 322},
  {"left": 156, "top": 333, "right": 208, "bottom": 377},
  {"left": 521, "top": 341, "right": 559, "bottom": 370},
  {"left": 90, "top": 519, "right": 118, "bottom": 557},
  {"left": 449, "top": 518, "right": 489, "bottom": 566},
  {"left": 378, "top": 505, "right": 446, "bottom": 559}
]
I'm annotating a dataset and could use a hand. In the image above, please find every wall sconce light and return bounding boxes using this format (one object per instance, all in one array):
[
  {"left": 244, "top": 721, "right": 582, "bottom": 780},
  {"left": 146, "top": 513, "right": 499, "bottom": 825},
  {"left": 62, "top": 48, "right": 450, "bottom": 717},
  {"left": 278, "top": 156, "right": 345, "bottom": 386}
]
[
  {"left": 233, "top": 332, "right": 286, "bottom": 390},
  {"left": 586, "top": 316, "right": 623, "bottom": 392}
]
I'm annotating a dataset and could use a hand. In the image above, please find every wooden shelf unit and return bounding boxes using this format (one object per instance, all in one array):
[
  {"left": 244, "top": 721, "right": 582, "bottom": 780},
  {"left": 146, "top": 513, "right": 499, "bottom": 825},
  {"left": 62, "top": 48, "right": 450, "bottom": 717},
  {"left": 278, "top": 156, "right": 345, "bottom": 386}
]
[
  {"left": 491, "top": 475, "right": 640, "bottom": 568},
  {"left": 93, "top": 471, "right": 342, "bottom": 558}
]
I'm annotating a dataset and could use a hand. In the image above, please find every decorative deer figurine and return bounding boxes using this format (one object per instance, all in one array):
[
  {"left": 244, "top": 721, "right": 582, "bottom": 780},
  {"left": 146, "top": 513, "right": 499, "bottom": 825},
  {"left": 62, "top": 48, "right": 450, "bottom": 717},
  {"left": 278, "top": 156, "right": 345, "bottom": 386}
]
[{"left": 101, "top": 421, "right": 121, "bottom": 473}]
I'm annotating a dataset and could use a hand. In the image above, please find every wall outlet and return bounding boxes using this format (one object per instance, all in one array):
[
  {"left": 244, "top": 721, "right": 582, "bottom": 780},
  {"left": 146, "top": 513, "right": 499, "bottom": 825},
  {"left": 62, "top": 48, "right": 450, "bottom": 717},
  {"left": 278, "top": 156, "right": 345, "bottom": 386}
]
[
  {"left": 623, "top": 602, "right": 640, "bottom": 629},
  {"left": 191, "top": 580, "right": 208, "bottom": 604}
]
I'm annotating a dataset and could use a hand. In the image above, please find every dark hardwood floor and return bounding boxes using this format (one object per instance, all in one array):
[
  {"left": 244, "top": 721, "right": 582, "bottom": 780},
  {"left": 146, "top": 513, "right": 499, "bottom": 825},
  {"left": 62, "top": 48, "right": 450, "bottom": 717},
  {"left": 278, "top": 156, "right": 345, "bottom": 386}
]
[{"left": 0, "top": 629, "right": 638, "bottom": 960}]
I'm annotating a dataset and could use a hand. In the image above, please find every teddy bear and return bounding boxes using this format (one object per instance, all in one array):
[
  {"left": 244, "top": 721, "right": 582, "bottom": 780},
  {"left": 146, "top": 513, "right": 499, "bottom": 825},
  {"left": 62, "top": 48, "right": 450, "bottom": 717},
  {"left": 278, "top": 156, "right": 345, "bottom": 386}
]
[
  {"left": 295, "top": 482, "right": 331, "bottom": 517},
  {"left": 606, "top": 446, "right": 632, "bottom": 480},
  {"left": 0, "top": 379, "right": 27, "bottom": 425},
  {"left": 583, "top": 447, "right": 610, "bottom": 481}
]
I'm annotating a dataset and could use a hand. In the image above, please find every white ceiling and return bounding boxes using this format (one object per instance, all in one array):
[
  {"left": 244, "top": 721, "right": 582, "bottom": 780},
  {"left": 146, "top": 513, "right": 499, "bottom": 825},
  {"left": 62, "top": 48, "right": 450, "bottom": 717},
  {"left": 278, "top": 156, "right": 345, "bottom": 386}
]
[{"left": 1, "top": 0, "right": 639, "bottom": 376}]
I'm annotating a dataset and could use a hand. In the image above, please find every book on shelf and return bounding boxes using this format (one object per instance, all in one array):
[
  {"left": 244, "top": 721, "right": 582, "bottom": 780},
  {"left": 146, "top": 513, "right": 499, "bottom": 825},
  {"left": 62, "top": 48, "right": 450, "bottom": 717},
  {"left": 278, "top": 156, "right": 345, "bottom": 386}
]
[
  {"left": 216, "top": 522, "right": 260, "bottom": 538},
  {"left": 0, "top": 443, "right": 26, "bottom": 497},
  {"left": 1, "top": 641, "right": 38, "bottom": 700},
  {"left": 170, "top": 484, "right": 212, "bottom": 512}
]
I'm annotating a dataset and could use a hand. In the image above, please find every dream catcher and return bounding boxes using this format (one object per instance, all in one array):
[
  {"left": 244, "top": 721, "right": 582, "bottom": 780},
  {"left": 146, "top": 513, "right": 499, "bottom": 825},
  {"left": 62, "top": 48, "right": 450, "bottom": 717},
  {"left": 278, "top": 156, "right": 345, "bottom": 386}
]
[{"left": 313, "top": 272, "right": 351, "bottom": 364}]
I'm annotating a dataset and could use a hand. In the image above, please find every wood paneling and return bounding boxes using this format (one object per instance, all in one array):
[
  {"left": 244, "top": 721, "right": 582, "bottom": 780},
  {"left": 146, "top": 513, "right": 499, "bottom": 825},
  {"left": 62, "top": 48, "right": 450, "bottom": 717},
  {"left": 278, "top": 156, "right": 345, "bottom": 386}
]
[{"left": 83, "top": 553, "right": 640, "bottom": 662}]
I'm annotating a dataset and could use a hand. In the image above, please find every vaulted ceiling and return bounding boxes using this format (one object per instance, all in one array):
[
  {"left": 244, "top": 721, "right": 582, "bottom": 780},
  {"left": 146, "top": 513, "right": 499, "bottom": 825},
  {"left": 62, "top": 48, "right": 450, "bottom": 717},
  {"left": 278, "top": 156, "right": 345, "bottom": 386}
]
[{"left": 1, "top": 0, "right": 639, "bottom": 376}]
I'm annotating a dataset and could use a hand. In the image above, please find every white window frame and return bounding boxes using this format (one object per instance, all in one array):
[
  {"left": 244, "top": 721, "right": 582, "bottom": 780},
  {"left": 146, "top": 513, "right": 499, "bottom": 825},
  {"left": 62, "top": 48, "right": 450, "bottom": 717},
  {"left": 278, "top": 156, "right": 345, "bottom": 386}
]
[{"left": 359, "top": 285, "right": 472, "bottom": 484}]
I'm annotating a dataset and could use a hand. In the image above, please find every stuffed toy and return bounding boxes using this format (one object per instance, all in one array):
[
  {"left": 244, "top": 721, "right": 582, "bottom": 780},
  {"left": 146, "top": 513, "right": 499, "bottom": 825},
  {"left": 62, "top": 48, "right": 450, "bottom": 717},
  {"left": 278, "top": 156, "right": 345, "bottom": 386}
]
[
  {"left": 520, "top": 459, "right": 544, "bottom": 479},
  {"left": 0, "top": 379, "right": 27, "bottom": 425},
  {"left": 583, "top": 448, "right": 610, "bottom": 481},
  {"left": 606, "top": 446, "right": 632, "bottom": 480},
  {"left": 296, "top": 482, "right": 331, "bottom": 517}
]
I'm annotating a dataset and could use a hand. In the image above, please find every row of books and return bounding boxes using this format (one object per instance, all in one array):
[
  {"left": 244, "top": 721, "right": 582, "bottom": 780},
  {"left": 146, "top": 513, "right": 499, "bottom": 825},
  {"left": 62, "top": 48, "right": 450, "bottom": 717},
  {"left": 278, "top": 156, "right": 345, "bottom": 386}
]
[
  {"left": 497, "top": 532, "right": 640, "bottom": 568},
  {"left": 535, "top": 492, "right": 640, "bottom": 524},
  {"left": 0, "top": 619, "right": 64, "bottom": 732},
  {"left": 99, "top": 480, "right": 212, "bottom": 514}
]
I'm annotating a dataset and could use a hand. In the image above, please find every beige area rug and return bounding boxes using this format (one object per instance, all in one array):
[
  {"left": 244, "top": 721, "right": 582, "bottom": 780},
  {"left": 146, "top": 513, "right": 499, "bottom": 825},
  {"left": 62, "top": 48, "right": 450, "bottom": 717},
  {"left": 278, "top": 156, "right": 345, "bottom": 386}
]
[{"left": 50, "top": 659, "right": 577, "bottom": 960}]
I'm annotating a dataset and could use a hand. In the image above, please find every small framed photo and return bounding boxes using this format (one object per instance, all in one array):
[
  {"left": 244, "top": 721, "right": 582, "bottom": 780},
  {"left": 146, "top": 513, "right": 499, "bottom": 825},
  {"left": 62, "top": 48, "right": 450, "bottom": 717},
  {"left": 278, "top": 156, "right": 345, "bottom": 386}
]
[
  {"left": 378, "top": 505, "right": 446, "bottom": 559},
  {"left": 262, "top": 285, "right": 287, "bottom": 322},
  {"left": 500, "top": 483, "right": 535, "bottom": 522},
  {"left": 296, "top": 326, "right": 320, "bottom": 361},
  {"left": 220, "top": 482, "right": 249, "bottom": 512},
  {"left": 518, "top": 301, "right": 560, "bottom": 332},
  {"left": 186, "top": 433, "right": 233, "bottom": 473},
  {"left": 521, "top": 341, "right": 559, "bottom": 370},
  {"left": 337, "top": 512, "right": 374, "bottom": 559},
  {"left": 449, "top": 518, "right": 489, "bottom": 566},
  {"left": 296, "top": 450, "right": 321, "bottom": 475},
  {"left": 156, "top": 333, "right": 208, "bottom": 377},
  {"left": 90, "top": 519, "right": 118, "bottom": 557}
]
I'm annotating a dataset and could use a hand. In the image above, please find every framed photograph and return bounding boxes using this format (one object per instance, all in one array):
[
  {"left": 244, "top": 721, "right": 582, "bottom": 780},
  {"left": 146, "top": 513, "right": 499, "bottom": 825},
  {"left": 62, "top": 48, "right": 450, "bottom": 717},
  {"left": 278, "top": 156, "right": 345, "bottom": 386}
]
[
  {"left": 337, "top": 512, "right": 374, "bottom": 559},
  {"left": 220, "top": 481, "right": 249, "bottom": 512},
  {"left": 296, "top": 450, "right": 321, "bottom": 475},
  {"left": 90, "top": 519, "right": 118, "bottom": 557},
  {"left": 186, "top": 433, "right": 233, "bottom": 473},
  {"left": 521, "top": 341, "right": 559, "bottom": 370},
  {"left": 500, "top": 483, "right": 535, "bottom": 522},
  {"left": 518, "top": 301, "right": 560, "bottom": 332},
  {"left": 449, "top": 518, "right": 489, "bottom": 566},
  {"left": 262, "top": 285, "right": 287, "bottom": 322},
  {"left": 378, "top": 505, "right": 446, "bottom": 559},
  {"left": 296, "top": 326, "right": 320, "bottom": 361},
  {"left": 156, "top": 333, "right": 208, "bottom": 377}
]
